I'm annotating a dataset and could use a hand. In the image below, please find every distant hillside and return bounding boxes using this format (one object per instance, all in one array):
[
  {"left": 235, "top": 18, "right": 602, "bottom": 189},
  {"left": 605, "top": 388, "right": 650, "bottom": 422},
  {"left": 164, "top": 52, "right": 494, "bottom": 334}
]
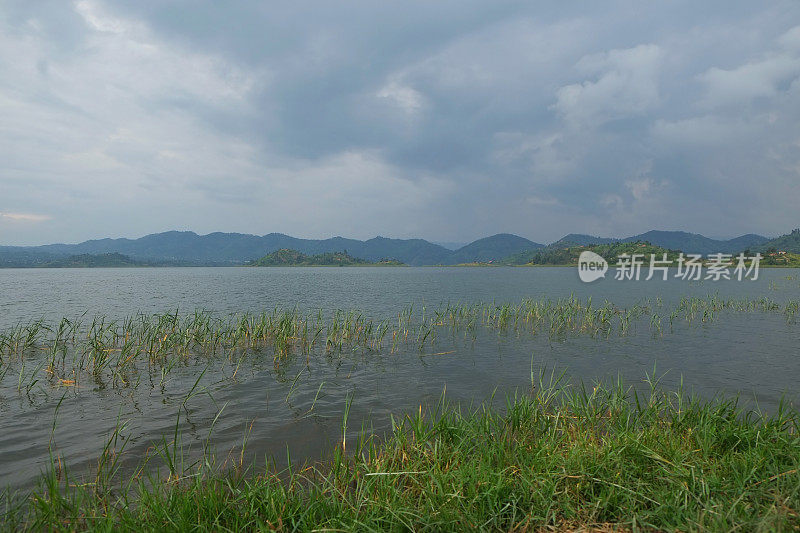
[
  {"left": 355, "top": 237, "right": 450, "bottom": 265},
  {"left": 38, "top": 253, "right": 148, "bottom": 268},
  {"left": 752, "top": 229, "right": 800, "bottom": 254},
  {"left": 503, "top": 241, "right": 680, "bottom": 266},
  {"left": 248, "top": 249, "right": 402, "bottom": 266},
  {"left": 0, "top": 247, "right": 61, "bottom": 268},
  {"left": 548, "top": 231, "right": 770, "bottom": 255},
  {"left": 622, "top": 231, "right": 769, "bottom": 255},
  {"left": 761, "top": 251, "right": 800, "bottom": 267},
  {"left": 725, "top": 234, "right": 773, "bottom": 251},
  {"left": 0, "top": 249, "right": 159, "bottom": 268},
  {"left": 446, "top": 234, "right": 543, "bottom": 264},
  {"left": 549, "top": 234, "right": 618, "bottom": 248}
]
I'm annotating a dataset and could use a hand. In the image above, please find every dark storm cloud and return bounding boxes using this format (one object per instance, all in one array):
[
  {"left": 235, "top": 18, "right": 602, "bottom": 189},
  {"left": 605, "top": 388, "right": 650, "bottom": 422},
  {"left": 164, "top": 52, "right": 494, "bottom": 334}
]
[{"left": 1, "top": 1, "right": 798, "bottom": 245}]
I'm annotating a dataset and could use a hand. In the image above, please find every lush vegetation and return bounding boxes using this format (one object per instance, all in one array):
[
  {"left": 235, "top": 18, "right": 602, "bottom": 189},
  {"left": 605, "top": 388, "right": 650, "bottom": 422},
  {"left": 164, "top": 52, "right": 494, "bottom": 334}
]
[
  {"left": 0, "top": 248, "right": 61, "bottom": 268},
  {"left": 3, "top": 376, "right": 799, "bottom": 531},
  {"left": 761, "top": 252, "right": 800, "bottom": 267},
  {"left": 549, "top": 233, "right": 618, "bottom": 248},
  {"left": 0, "top": 252, "right": 181, "bottom": 269},
  {"left": 754, "top": 228, "right": 800, "bottom": 255},
  {"left": 503, "top": 239, "right": 797, "bottom": 268},
  {"left": 247, "top": 249, "right": 402, "bottom": 266},
  {"left": 623, "top": 230, "right": 768, "bottom": 255},
  {"left": 502, "top": 241, "right": 681, "bottom": 266},
  {"left": 0, "top": 250, "right": 187, "bottom": 268},
  {"left": 532, "top": 232, "right": 770, "bottom": 256},
  {"left": 38, "top": 253, "right": 148, "bottom": 268}
]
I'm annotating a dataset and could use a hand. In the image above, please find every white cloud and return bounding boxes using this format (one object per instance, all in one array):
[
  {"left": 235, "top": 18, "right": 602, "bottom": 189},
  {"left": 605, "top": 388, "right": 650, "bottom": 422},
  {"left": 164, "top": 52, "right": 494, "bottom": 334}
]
[
  {"left": 383, "top": 17, "right": 591, "bottom": 112},
  {"left": 698, "top": 55, "right": 800, "bottom": 106},
  {"left": 74, "top": 0, "right": 131, "bottom": 35},
  {"left": 0, "top": 212, "right": 51, "bottom": 222},
  {"left": 651, "top": 115, "right": 753, "bottom": 146},
  {"left": 624, "top": 175, "right": 669, "bottom": 202},
  {"left": 376, "top": 80, "right": 425, "bottom": 114},
  {"left": 266, "top": 150, "right": 454, "bottom": 217},
  {"left": 554, "top": 44, "right": 662, "bottom": 125},
  {"left": 69, "top": 1, "right": 256, "bottom": 104},
  {"left": 778, "top": 25, "right": 800, "bottom": 50},
  {"left": 525, "top": 195, "right": 559, "bottom": 207},
  {"left": 599, "top": 194, "right": 623, "bottom": 211},
  {"left": 492, "top": 131, "right": 577, "bottom": 185},
  {"left": 0, "top": 0, "right": 264, "bottom": 233}
]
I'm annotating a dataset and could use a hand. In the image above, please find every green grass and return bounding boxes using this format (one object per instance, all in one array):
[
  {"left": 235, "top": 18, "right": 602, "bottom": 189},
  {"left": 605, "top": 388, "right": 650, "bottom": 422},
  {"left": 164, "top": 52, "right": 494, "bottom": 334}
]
[{"left": 3, "top": 374, "right": 799, "bottom": 531}]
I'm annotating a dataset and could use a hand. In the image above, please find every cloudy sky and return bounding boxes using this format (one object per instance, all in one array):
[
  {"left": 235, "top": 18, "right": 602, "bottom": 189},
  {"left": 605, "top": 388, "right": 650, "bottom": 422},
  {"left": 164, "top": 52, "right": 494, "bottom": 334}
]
[{"left": 1, "top": 1, "right": 799, "bottom": 246}]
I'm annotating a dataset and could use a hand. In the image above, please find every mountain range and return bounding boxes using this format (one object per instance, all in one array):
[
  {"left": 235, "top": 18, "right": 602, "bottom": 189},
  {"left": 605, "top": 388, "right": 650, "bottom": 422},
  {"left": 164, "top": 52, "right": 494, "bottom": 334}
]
[
  {"left": 0, "top": 232, "right": 541, "bottom": 267},
  {"left": 1, "top": 229, "right": 797, "bottom": 267}
]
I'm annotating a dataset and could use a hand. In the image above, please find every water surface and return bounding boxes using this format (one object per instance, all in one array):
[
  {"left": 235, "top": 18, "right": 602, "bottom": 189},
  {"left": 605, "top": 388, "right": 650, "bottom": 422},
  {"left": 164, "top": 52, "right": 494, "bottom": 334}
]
[{"left": 0, "top": 267, "right": 798, "bottom": 491}]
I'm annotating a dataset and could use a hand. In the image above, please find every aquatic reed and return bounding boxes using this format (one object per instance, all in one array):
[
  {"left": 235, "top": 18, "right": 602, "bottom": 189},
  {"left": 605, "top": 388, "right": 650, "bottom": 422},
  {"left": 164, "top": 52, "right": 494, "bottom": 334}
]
[{"left": 0, "top": 296, "right": 797, "bottom": 393}]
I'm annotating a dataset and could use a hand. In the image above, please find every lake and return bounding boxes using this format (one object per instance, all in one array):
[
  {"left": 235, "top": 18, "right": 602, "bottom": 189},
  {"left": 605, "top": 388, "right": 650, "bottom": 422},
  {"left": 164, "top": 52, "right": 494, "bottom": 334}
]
[{"left": 1, "top": 266, "right": 798, "bottom": 491}]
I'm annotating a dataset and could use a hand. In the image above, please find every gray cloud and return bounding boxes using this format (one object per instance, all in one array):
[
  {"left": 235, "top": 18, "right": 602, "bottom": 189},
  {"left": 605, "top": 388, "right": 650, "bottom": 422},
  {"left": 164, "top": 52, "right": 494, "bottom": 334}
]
[{"left": 1, "top": 0, "right": 798, "bottom": 245}]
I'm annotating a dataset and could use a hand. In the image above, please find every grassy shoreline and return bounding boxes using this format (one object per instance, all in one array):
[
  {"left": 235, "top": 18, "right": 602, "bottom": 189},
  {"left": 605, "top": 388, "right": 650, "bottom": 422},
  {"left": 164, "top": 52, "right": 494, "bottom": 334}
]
[
  {"left": 3, "top": 376, "right": 799, "bottom": 530},
  {"left": 1, "top": 297, "right": 798, "bottom": 529}
]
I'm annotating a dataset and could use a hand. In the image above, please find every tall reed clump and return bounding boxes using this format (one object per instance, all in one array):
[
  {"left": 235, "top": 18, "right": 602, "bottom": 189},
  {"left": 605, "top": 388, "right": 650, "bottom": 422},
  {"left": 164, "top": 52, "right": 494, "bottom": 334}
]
[{"left": 4, "top": 375, "right": 799, "bottom": 531}]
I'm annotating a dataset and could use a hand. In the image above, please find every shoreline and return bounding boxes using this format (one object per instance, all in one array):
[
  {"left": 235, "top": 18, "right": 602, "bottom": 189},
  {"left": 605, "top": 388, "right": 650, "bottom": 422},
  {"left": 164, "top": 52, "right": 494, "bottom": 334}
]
[{"left": 5, "top": 379, "right": 799, "bottom": 530}]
